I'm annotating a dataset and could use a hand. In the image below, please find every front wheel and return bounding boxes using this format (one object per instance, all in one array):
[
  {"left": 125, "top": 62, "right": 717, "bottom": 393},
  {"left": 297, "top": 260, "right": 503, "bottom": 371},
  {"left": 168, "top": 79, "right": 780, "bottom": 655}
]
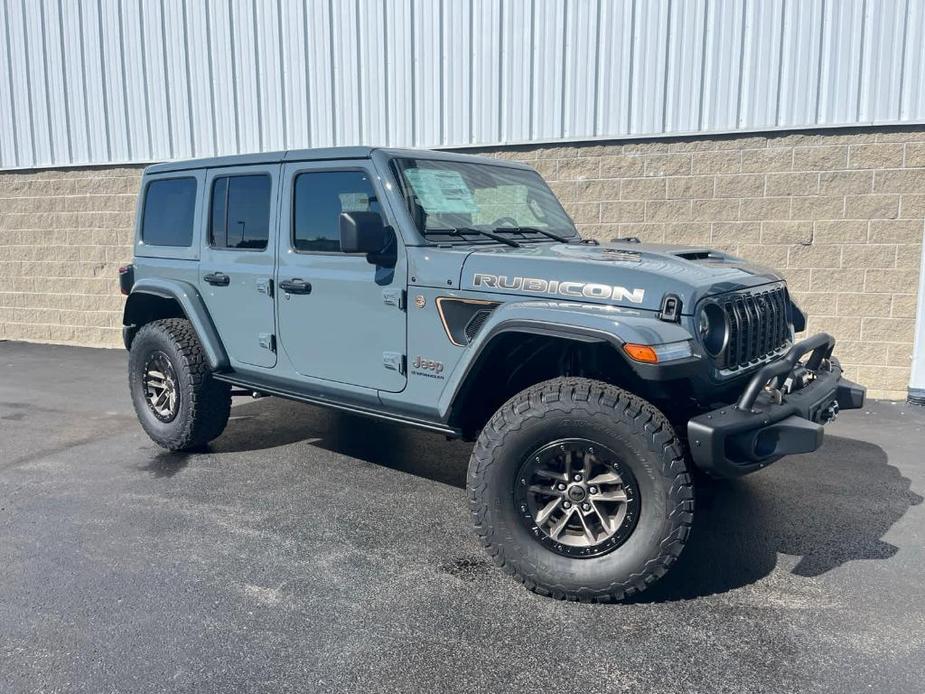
[{"left": 467, "top": 377, "right": 693, "bottom": 602}]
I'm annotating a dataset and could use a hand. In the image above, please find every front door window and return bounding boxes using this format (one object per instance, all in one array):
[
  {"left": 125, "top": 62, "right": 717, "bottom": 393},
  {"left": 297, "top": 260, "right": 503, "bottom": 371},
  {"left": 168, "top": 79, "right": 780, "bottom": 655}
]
[{"left": 293, "top": 171, "right": 381, "bottom": 253}]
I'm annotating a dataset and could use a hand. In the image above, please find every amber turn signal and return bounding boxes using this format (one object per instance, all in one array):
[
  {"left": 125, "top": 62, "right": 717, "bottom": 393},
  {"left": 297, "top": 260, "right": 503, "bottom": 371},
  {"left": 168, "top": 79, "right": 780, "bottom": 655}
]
[{"left": 623, "top": 343, "right": 659, "bottom": 364}]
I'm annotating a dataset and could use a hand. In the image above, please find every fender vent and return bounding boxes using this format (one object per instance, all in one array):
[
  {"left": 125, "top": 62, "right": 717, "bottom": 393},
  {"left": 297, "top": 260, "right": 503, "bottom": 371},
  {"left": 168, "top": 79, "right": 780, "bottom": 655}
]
[
  {"left": 464, "top": 309, "right": 493, "bottom": 342},
  {"left": 436, "top": 297, "right": 499, "bottom": 346}
]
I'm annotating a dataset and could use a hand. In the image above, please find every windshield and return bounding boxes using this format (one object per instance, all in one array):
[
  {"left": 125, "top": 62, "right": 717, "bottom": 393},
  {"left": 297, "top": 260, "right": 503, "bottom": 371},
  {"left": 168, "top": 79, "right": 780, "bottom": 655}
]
[{"left": 391, "top": 157, "right": 579, "bottom": 243}]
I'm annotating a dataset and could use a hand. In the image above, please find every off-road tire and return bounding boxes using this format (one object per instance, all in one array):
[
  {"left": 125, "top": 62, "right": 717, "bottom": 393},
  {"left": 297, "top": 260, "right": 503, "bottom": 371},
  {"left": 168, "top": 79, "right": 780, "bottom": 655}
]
[
  {"left": 468, "top": 377, "right": 693, "bottom": 602},
  {"left": 129, "top": 318, "right": 231, "bottom": 451}
]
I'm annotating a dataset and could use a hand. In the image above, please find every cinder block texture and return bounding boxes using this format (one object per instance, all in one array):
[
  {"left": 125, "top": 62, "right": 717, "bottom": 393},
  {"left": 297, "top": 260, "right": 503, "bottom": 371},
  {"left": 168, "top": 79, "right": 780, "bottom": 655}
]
[
  {"left": 0, "top": 166, "right": 142, "bottom": 349},
  {"left": 475, "top": 126, "right": 925, "bottom": 400}
]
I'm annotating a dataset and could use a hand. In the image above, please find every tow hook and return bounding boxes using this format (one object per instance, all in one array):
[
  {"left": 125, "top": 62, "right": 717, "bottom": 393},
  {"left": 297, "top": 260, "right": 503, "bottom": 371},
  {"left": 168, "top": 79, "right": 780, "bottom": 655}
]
[{"left": 821, "top": 400, "right": 840, "bottom": 423}]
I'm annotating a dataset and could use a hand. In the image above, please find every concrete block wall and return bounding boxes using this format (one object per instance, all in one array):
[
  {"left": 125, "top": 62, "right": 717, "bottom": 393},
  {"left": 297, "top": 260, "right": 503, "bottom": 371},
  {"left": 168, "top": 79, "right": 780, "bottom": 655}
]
[
  {"left": 1, "top": 126, "right": 922, "bottom": 399},
  {"left": 0, "top": 166, "right": 142, "bottom": 347}
]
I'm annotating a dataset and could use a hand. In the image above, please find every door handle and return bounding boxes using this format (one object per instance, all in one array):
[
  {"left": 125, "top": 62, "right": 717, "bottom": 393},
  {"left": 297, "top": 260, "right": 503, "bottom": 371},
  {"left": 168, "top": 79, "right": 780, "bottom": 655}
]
[
  {"left": 279, "top": 278, "right": 312, "bottom": 295},
  {"left": 203, "top": 272, "right": 230, "bottom": 286}
]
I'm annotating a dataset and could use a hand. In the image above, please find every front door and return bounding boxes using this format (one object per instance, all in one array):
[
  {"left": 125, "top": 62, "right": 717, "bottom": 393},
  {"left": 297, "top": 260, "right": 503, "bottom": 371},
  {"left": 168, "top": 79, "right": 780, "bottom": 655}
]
[
  {"left": 276, "top": 162, "right": 407, "bottom": 392},
  {"left": 199, "top": 164, "right": 279, "bottom": 369}
]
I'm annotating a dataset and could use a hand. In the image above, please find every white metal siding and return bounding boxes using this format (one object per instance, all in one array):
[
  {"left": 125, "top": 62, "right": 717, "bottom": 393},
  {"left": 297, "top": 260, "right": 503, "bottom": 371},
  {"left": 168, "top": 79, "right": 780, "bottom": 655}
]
[{"left": 1, "top": 0, "right": 924, "bottom": 170}]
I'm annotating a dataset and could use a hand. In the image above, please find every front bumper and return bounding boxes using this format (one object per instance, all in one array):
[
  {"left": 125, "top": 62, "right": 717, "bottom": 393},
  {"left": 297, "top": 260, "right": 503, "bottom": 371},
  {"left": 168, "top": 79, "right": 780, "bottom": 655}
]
[{"left": 687, "top": 333, "right": 865, "bottom": 478}]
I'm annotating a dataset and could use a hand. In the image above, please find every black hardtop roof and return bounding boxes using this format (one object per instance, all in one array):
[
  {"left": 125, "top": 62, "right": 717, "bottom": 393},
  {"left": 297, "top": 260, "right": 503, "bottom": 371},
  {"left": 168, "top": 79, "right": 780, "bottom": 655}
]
[{"left": 143, "top": 146, "right": 533, "bottom": 175}]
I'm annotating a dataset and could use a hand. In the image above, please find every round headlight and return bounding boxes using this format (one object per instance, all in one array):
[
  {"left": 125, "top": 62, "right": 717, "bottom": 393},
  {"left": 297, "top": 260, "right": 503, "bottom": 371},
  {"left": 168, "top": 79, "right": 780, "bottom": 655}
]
[
  {"left": 699, "top": 302, "right": 729, "bottom": 356},
  {"left": 698, "top": 310, "right": 710, "bottom": 338}
]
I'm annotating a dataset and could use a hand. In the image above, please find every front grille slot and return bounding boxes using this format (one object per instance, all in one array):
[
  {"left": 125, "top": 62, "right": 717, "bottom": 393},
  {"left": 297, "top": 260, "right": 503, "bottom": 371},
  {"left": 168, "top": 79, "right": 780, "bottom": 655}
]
[{"left": 715, "top": 285, "right": 791, "bottom": 371}]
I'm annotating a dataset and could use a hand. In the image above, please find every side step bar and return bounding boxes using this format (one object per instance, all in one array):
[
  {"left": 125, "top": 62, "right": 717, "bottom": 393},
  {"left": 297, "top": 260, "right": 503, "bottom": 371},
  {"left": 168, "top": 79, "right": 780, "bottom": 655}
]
[{"left": 213, "top": 373, "right": 462, "bottom": 438}]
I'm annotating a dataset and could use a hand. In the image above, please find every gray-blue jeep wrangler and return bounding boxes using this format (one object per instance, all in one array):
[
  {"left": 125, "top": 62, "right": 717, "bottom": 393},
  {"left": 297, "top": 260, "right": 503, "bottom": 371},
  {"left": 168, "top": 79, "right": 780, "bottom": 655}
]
[{"left": 120, "top": 147, "right": 865, "bottom": 601}]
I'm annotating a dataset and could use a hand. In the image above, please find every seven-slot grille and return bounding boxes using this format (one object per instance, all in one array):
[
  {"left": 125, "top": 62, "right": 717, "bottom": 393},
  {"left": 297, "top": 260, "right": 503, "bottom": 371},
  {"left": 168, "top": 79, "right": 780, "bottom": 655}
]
[{"left": 715, "top": 284, "right": 791, "bottom": 370}]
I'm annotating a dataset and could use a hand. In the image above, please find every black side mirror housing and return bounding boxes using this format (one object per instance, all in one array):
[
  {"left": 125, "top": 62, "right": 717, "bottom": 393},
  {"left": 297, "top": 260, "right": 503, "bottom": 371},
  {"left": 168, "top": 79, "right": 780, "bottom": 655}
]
[{"left": 339, "top": 211, "right": 388, "bottom": 255}]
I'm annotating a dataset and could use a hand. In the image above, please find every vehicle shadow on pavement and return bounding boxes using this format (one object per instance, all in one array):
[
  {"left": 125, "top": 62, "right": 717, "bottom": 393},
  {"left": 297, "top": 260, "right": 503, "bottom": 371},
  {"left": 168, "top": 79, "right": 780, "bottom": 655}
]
[
  {"left": 309, "top": 415, "right": 471, "bottom": 489},
  {"left": 180, "top": 399, "right": 922, "bottom": 601},
  {"left": 139, "top": 450, "right": 193, "bottom": 478},
  {"left": 631, "top": 434, "right": 922, "bottom": 602},
  {"left": 204, "top": 398, "right": 471, "bottom": 488}
]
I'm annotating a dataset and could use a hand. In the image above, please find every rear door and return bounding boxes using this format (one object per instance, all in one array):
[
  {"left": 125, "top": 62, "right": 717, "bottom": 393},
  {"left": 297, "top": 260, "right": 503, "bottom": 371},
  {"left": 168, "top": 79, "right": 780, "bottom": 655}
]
[
  {"left": 199, "top": 164, "right": 279, "bottom": 369},
  {"left": 276, "top": 161, "right": 407, "bottom": 392}
]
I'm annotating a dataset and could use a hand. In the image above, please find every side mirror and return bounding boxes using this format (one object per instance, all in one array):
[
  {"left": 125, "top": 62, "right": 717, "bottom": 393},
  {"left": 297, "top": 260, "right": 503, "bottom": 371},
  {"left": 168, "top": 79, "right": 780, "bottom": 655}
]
[{"left": 339, "top": 211, "right": 388, "bottom": 255}]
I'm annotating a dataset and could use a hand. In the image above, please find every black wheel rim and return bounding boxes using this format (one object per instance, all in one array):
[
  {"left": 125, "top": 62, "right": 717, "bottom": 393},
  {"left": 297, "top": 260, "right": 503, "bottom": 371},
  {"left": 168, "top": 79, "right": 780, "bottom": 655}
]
[
  {"left": 142, "top": 351, "right": 179, "bottom": 423},
  {"left": 514, "top": 438, "right": 641, "bottom": 558}
]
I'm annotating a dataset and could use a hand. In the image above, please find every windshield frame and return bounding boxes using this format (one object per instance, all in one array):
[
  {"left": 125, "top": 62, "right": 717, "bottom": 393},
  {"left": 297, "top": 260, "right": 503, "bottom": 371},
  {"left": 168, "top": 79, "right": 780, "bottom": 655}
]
[{"left": 387, "top": 155, "right": 580, "bottom": 247}]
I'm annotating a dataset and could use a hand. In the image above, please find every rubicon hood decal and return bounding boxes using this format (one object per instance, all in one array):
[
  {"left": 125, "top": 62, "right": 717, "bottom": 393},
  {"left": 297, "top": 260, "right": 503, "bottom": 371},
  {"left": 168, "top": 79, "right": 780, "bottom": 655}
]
[
  {"left": 454, "top": 241, "right": 786, "bottom": 312},
  {"left": 473, "top": 273, "right": 645, "bottom": 304}
]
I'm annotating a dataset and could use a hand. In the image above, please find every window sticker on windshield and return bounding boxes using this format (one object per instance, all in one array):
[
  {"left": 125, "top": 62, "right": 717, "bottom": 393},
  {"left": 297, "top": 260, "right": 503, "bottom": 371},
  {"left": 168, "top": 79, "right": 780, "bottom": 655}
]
[{"left": 403, "top": 169, "right": 478, "bottom": 214}]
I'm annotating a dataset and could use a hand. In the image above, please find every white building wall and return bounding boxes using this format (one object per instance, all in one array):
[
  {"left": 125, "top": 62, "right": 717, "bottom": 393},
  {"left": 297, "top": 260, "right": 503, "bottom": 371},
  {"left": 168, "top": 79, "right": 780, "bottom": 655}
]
[{"left": 1, "top": 0, "right": 924, "bottom": 170}]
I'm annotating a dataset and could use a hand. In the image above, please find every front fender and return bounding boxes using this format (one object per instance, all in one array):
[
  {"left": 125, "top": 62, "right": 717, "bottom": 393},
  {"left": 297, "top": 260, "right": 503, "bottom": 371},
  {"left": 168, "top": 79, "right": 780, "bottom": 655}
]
[
  {"left": 437, "top": 300, "right": 696, "bottom": 417},
  {"left": 124, "top": 278, "right": 229, "bottom": 372}
]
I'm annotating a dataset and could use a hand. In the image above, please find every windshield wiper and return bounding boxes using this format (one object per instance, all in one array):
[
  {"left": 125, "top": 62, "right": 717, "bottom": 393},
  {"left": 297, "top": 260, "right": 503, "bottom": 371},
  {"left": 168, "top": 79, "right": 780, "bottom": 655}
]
[
  {"left": 492, "top": 226, "right": 574, "bottom": 243},
  {"left": 424, "top": 227, "right": 521, "bottom": 248}
]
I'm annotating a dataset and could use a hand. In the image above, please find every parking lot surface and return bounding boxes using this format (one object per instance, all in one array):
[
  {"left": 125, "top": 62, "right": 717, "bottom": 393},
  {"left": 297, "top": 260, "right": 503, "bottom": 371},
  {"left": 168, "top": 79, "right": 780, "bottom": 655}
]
[{"left": 1, "top": 341, "right": 924, "bottom": 693}]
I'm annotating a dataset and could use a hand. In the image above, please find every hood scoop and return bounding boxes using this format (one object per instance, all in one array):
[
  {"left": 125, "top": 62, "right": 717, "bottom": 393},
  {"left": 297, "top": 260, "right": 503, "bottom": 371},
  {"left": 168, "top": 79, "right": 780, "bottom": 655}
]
[{"left": 672, "top": 248, "right": 728, "bottom": 262}]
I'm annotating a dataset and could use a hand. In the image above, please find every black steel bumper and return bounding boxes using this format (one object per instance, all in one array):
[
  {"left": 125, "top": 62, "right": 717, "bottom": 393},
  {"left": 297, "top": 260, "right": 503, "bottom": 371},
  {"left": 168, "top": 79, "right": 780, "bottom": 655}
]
[{"left": 687, "top": 333, "right": 866, "bottom": 478}]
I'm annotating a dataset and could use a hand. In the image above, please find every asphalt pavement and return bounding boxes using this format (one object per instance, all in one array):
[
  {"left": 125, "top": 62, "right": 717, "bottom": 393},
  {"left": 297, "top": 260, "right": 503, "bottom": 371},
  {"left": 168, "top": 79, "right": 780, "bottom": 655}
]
[{"left": 1, "top": 341, "right": 924, "bottom": 693}]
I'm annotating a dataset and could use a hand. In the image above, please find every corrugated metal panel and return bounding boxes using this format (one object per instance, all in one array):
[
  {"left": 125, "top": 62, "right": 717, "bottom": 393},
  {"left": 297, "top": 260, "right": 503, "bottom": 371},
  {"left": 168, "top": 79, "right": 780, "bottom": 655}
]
[
  {"left": 630, "top": 0, "right": 668, "bottom": 135},
  {"left": 1, "top": 0, "right": 924, "bottom": 170},
  {"left": 902, "top": 0, "right": 925, "bottom": 120},
  {"left": 500, "top": 0, "right": 531, "bottom": 143},
  {"left": 596, "top": 0, "right": 634, "bottom": 137},
  {"left": 701, "top": 0, "right": 746, "bottom": 132},
  {"left": 664, "top": 0, "right": 706, "bottom": 134},
  {"left": 778, "top": 0, "right": 823, "bottom": 127}
]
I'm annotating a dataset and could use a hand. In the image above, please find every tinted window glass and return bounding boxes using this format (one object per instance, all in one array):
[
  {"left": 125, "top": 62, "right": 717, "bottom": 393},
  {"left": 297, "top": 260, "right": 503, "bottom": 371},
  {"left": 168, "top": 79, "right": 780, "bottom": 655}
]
[
  {"left": 210, "top": 174, "right": 272, "bottom": 250},
  {"left": 142, "top": 177, "right": 197, "bottom": 247},
  {"left": 293, "top": 171, "right": 381, "bottom": 253}
]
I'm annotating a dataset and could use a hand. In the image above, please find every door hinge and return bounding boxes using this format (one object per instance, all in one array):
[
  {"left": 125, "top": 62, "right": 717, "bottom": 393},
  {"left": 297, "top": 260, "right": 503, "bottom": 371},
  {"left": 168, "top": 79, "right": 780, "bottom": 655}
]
[
  {"left": 258, "top": 333, "right": 276, "bottom": 352},
  {"left": 257, "top": 277, "right": 273, "bottom": 298},
  {"left": 383, "top": 351, "right": 406, "bottom": 374},
  {"left": 382, "top": 288, "right": 406, "bottom": 310}
]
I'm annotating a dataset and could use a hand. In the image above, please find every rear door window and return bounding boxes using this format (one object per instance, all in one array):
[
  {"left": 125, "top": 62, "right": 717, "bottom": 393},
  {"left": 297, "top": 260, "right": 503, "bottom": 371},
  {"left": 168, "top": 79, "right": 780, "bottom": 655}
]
[
  {"left": 209, "top": 174, "right": 272, "bottom": 250},
  {"left": 141, "top": 177, "right": 197, "bottom": 247}
]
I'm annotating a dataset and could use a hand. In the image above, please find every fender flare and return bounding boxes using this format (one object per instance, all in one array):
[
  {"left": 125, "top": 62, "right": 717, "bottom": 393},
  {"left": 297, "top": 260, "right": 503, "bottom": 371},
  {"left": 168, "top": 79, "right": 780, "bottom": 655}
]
[
  {"left": 123, "top": 278, "right": 229, "bottom": 372},
  {"left": 437, "top": 300, "right": 696, "bottom": 419}
]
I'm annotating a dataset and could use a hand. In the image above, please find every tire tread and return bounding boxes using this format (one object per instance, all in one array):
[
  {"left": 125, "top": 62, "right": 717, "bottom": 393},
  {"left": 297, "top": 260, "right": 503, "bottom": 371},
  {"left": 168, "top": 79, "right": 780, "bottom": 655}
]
[
  {"left": 130, "top": 318, "right": 230, "bottom": 451},
  {"left": 467, "top": 376, "right": 693, "bottom": 602}
]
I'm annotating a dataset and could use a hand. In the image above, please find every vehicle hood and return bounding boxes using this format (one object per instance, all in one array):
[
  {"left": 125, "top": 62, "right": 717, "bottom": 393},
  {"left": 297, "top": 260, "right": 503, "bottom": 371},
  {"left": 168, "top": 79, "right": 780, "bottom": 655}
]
[{"left": 459, "top": 242, "right": 784, "bottom": 314}]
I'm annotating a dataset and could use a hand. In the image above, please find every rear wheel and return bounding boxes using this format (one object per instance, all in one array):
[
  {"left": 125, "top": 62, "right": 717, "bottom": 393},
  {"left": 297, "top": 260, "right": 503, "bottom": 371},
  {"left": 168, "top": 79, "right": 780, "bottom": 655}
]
[
  {"left": 467, "top": 377, "right": 693, "bottom": 601},
  {"left": 129, "top": 318, "right": 231, "bottom": 451}
]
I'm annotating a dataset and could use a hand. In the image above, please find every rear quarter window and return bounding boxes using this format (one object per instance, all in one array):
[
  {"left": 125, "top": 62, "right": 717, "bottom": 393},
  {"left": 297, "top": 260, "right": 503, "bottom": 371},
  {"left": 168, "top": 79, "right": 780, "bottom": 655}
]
[
  {"left": 141, "top": 177, "right": 197, "bottom": 247},
  {"left": 209, "top": 174, "right": 272, "bottom": 250}
]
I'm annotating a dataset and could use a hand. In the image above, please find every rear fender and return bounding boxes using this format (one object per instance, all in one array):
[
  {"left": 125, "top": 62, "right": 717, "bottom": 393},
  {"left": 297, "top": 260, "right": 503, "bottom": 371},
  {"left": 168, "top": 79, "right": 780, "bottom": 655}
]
[{"left": 123, "top": 278, "right": 229, "bottom": 372}]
